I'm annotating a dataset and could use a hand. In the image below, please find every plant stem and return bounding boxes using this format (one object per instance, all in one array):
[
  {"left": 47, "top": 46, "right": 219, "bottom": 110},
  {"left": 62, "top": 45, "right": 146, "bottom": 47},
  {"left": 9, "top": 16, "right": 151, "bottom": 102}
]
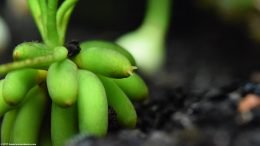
[
  {"left": 39, "top": 0, "right": 48, "bottom": 43},
  {"left": 46, "top": 0, "right": 60, "bottom": 47},
  {"left": 57, "top": 0, "right": 78, "bottom": 44},
  {"left": 139, "top": 0, "right": 171, "bottom": 34},
  {"left": 0, "top": 47, "right": 68, "bottom": 75},
  {"left": 27, "top": 0, "right": 45, "bottom": 40}
]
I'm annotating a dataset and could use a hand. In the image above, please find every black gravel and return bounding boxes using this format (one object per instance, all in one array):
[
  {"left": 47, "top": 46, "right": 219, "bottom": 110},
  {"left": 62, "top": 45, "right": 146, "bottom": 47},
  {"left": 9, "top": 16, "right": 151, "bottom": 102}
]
[{"left": 65, "top": 80, "right": 260, "bottom": 146}]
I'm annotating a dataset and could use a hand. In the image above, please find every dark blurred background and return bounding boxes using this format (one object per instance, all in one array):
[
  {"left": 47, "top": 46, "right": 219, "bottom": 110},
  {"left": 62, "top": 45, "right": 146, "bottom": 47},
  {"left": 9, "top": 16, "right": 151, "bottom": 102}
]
[{"left": 1, "top": 0, "right": 260, "bottom": 90}]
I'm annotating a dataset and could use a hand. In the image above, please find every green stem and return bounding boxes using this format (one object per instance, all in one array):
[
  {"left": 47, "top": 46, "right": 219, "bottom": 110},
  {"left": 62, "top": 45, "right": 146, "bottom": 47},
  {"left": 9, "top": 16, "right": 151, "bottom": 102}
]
[
  {"left": 39, "top": 0, "right": 48, "bottom": 43},
  {"left": 140, "top": 0, "right": 171, "bottom": 34},
  {"left": 0, "top": 47, "right": 68, "bottom": 75},
  {"left": 46, "top": 0, "right": 60, "bottom": 47},
  {"left": 57, "top": 0, "right": 78, "bottom": 44},
  {"left": 27, "top": 0, "right": 45, "bottom": 40}
]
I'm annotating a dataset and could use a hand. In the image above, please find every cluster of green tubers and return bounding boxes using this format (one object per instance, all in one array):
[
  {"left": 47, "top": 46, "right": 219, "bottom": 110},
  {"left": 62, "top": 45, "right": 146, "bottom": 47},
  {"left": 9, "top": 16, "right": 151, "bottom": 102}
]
[
  {"left": 0, "top": 0, "right": 150, "bottom": 145},
  {"left": 0, "top": 41, "right": 148, "bottom": 146}
]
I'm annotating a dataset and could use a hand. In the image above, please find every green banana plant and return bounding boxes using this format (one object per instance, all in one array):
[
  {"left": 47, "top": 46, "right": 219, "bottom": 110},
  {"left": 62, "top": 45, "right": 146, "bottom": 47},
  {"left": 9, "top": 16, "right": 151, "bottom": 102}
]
[{"left": 0, "top": 0, "right": 149, "bottom": 146}]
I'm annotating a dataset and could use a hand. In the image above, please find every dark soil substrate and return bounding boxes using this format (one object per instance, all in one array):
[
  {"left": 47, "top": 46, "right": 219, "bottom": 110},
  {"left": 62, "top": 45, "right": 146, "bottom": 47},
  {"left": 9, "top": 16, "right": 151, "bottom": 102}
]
[{"left": 66, "top": 78, "right": 260, "bottom": 146}]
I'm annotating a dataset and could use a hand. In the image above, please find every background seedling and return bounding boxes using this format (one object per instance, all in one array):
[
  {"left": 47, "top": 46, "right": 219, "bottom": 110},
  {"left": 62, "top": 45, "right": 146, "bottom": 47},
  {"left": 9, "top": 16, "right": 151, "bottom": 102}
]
[{"left": 116, "top": 0, "right": 171, "bottom": 76}]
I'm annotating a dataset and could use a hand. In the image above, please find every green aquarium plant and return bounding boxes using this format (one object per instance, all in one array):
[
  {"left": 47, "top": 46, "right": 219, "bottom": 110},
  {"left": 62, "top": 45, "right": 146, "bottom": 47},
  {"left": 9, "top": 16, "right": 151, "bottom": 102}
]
[
  {"left": 116, "top": 0, "right": 172, "bottom": 76},
  {"left": 0, "top": 0, "right": 148, "bottom": 145}
]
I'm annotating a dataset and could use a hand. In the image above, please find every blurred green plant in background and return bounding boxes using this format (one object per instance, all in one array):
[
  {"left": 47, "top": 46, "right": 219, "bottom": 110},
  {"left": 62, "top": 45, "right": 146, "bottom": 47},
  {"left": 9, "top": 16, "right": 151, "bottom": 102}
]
[
  {"left": 116, "top": 0, "right": 172, "bottom": 76},
  {"left": 197, "top": 0, "right": 260, "bottom": 42},
  {"left": 0, "top": 16, "right": 10, "bottom": 53}
]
